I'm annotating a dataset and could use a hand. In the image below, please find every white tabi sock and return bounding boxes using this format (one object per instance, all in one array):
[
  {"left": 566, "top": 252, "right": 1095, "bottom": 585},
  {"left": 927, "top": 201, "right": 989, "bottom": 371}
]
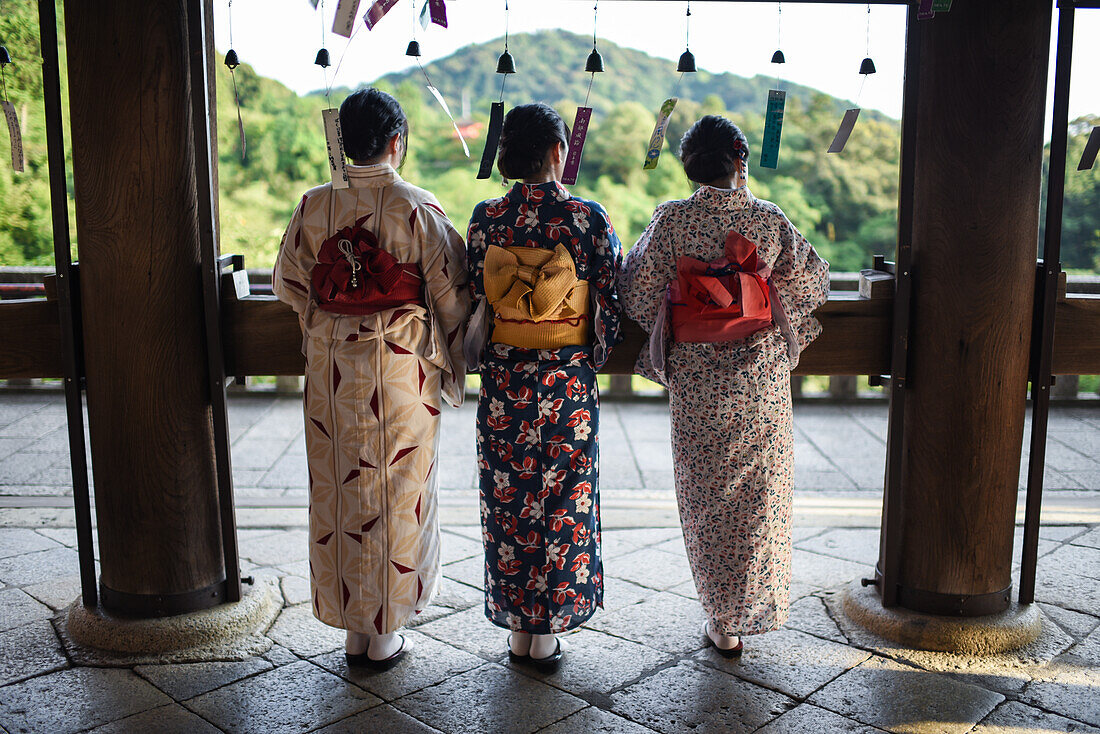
[
  {"left": 530, "top": 633, "right": 558, "bottom": 659},
  {"left": 368, "top": 631, "right": 403, "bottom": 660}
]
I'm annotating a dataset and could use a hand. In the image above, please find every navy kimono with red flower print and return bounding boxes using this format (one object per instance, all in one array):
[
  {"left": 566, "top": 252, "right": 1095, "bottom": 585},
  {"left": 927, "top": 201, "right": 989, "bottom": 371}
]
[{"left": 467, "top": 181, "right": 622, "bottom": 633}]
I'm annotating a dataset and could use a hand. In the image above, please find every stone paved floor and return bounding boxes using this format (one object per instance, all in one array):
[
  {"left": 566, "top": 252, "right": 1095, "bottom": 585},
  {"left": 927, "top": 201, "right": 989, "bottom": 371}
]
[{"left": 0, "top": 393, "right": 1099, "bottom": 732}]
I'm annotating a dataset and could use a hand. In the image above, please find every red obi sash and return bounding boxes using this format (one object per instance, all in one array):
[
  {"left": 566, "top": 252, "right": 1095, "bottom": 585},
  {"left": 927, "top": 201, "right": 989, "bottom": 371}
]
[
  {"left": 669, "top": 230, "right": 774, "bottom": 343},
  {"left": 311, "top": 214, "right": 423, "bottom": 316}
]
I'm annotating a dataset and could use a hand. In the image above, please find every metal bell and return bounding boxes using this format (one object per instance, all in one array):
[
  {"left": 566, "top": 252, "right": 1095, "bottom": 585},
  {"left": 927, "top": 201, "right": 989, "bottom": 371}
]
[
  {"left": 859, "top": 56, "right": 877, "bottom": 75},
  {"left": 405, "top": 40, "right": 421, "bottom": 57},
  {"left": 496, "top": 50, "right": 516, "bottom": 74},
  {"left": 770, "top": 49, "right": 785, "bottom": 64},
  {"left": 677, "top": 49, "right": 696, "bottom": 73},
  {"left": 0, "top": 46, "right": 11, "bottom": 65},
  {"left": 585, "top": 48, "right": 604, "bottom": 73},
  {"left": 224, "top": 49, "right": 240, "bottom": 70},
  {"left": 315, "top": 48, "right": 331, "bottom": 68}
]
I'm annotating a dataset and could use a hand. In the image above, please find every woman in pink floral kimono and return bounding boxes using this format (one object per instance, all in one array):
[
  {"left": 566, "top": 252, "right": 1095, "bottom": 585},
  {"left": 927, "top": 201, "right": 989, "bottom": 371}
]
[
  {"left": 273, "top": 89, "right": 469, "bottom": 668},
  {"left": 617, "top": 115, "right": 829, "bottom": 656}
]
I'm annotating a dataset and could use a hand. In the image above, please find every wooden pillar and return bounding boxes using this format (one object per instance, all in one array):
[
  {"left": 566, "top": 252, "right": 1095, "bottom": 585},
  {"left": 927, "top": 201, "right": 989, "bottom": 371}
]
[
  {"left": 888, "top": 1, "right": 1051, "bottom": 615},
  {"left": 65, "top": 1, "right": 227, "bottom": 615}
]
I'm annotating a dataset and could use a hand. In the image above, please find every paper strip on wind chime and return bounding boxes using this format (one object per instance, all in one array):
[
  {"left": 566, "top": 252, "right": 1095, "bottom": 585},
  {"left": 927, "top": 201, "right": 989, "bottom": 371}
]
[
  {"left": 427, "top": 0, "right": 447, "bottom": 27},
  {"left": 561, "top": 107, "right": 592, "bottom": 186},
  {"left": 364, "top": 0, "right": 401, "bottom": 29},
  {"left": 322, "top": 108, "right": 351, "bottom": 189},
  {"left": 426, "top": 85, "right": 470, "bottom": 157},
  {"left": 643, "top": 98, "right": 678, "bottom": 170},
  {"left": 760, "top": 90, "right": 786, "bottom": 169},
  {"left": 828, "top": 108, "right": 860, "bottom": 154},
  {"left": 1078, "top": 127, "right": 1100, "bottom": 172},
  {"left": 1, "top": 101, "right": 23, "bottom": 172},
  {"left": 332, "top": 0, "right": 361, "bottom": 37},
  {"left": 477, "top": 102, "right": 505, "bottom": 179}
]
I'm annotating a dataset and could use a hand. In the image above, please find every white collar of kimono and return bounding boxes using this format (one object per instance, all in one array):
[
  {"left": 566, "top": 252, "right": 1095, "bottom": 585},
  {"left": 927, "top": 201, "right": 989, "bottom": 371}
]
[
  {"left": 346, "top": 163, "right": 401, "bottom": 187},
  {"left": 691, "top": 184, "right": 755, "bottom": 209}
]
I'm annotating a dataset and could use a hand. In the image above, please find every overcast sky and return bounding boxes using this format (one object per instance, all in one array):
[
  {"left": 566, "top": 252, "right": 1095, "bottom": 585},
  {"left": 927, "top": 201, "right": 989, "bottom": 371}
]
[{"left": 212, "top": 0, "right": 1100, "bottom": 123}]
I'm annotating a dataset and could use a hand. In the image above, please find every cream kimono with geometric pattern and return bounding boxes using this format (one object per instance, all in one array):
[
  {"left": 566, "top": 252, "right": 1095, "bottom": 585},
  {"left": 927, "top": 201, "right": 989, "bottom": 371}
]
[{"left": 273, "top": 164, "right": 469, "bottom": 634}]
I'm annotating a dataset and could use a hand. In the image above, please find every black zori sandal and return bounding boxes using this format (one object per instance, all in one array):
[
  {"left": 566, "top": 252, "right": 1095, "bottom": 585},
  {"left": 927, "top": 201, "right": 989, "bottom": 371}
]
[
  {"left": 345, "top": 633, "right": 410, "bottom": 671},
  {"left": 703, "top": 622, "right": 743, "bottom": 659},
  {"left": 529, "top": 638, "right": 565, "bottom": 673}
]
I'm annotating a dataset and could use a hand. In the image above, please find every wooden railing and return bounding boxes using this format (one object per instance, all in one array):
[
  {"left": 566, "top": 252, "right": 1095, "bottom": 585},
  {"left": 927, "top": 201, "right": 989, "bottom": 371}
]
[{"left": 2, "top": 267, "right": 1099, "bottom": 401}]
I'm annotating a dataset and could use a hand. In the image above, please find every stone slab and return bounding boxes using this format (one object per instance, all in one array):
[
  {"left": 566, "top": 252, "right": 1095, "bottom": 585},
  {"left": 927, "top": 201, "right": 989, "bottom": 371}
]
[
  {"left": 311, "top": 629, "right": 484, "bottom": 701},
  {"left": 440, "top": 530, "right": 482, "bottom": 565},
  {"left": 1037, "top": 602, "right": 1100, "bottom": 642},
  {"left": 392, "top": 662, "right": 586, "bottom": 734},
  {"left": 0, "top": 619, "right": 67, "bottom": 687},
  {"left": 796, "top": 528, "right": 880, "bottom": 565},
  {"left": 506, "top": 628, "right": 673, "bottom": 698},
  {"left": 693, "top": 627, "right": 870, "bottom": 700},
  {"left": 587, "top": 591, "right": 707, "bottom": 655},
  {"left": 313, "top": 704, "right": 443, "bottom": 733},
  {"left": 601, "top": 576, "right": 654, "bottom": 613},
  {"left": 21, "top": 573, "right": 82, "bottom": 611},
  {"left": 538, "top": 706, "right": 657, "bottom": 734},
  {"left": 0, "top": 588, "right": 52, "bottom": 632},
  {"left": 84, "top": 703, "right": 222, "bottom": 734},
  {"left": 610, "top": 660, "right": 795, "bottom": 734},
  {"left": 807, "top": 655, "right": 1004, "bottom": 734},
  {"left": 414, "top": 605, "right": 506, "bottom": 662},
  {"left": 0, "top": 667, "right": 171, "bottom": 734},
  {"left": 134, "top": 657, "right": 274, "bottom": 700},
  {"left": 264, "top": 603, "right": 344, "bottom": 658},
  {"left": 238, "top": 529, "right": 309, "bottom": 567},
  {"left": 441, "top": 555, "right": 484, "bottom": 589},
  {"left": 792, "top": 549, "right": 872, "bottom": 590},
  {"left": 972, "top": 701, "right": 1100, "bottom": 733},
  {"left": 0, "top": 528, "right": 60, "bottom": 559},
  {"left": 755, "top": 704, "right": 884, "bottom": 734},
  {"left": 607, "top": 547, "right": 695, "bottom": 591},
  {"left": 184, "top": 659, "right": 380, "bottom": 734},
  {"left": 0, "top": 546, "right": 79, "bottom": 586},
  {"left": 786, "top": 594, "right": 848, "bottom": 643},
  {"left": 280, "top": 574, "right": 311, "bottom": 606}
]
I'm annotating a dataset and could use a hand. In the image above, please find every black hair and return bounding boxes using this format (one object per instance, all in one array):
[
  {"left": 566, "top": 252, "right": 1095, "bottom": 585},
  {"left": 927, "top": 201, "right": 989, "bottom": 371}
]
[
  {"left": 497, "top": 103, "right": 569, "bottom": 180},
  {"left": 339, "top": 87, "right": 409, "bottom": 163},
  {"left": 679, "top": 115, "right": 750, "bottom": 185}
]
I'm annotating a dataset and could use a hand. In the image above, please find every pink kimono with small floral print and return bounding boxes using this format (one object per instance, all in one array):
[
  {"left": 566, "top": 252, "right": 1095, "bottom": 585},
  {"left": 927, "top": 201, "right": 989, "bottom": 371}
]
[{"left": 617, "top": 185, "right": 829, "bottom": 636}]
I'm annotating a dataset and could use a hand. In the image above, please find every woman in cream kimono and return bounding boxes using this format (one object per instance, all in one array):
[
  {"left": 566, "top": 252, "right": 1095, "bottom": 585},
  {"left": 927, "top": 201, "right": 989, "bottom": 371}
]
[
  {"left": 618, "top": 115, "right": 829, "bottom": 657},
  {"left": 273, "top": 89, "right": 468, "bottom": 667}
]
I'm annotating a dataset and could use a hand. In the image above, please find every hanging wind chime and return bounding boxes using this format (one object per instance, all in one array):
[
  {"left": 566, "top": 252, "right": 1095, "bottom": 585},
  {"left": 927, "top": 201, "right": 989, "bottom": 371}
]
[
  {"left": 0, "top": 39, "right": 23, "bottom": 173},
  {"left": 644, "top": 1, "right": 695, "bottom": 171},
  {"left": 314, "top": 0, "right": 350, "bottom": 189},
  {"left": 759, "top": 2, "right": 786, "bottom": 169},
  {"left": 224, "top": 0, "right": 247, "bottom": 160},
  {"left": 561, "top": 2, "right": 603, "bottom": 186},
  {"left": 477, "top": 0, "right": 515, "bottom": 180},
  {"left": 407, "top": 0, "right": 470, "bottom": 159},
  {"left": 828, "top": 3, "right": 875, "bottom": 154}
]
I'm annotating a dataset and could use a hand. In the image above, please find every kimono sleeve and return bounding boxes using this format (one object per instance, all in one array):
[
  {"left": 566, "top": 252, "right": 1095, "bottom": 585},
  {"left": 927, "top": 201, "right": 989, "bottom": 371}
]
[
  {"left": 587, "top": 202, "right": 623, "bottom": 371},
  {"left": 417, "top": 200, "right": 471, "bottom": 408},
  {"left": 617, "top": 204, "right": 677, "bottom": 385},
  {"left": 272, "top": 194, "right": 314, "bottom": 317},
  {"left": 768, "top": 212, "right": 830, "bottom": 365},
  {"left": 462, "top": 206, "right": 490, "bottom": 371}
]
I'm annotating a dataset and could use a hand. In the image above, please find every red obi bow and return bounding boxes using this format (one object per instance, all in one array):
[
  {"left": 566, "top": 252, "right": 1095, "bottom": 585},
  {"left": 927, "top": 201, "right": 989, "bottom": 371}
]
[
  {"left": 669, "top": 230, "right": 774, "bottom": 343},
  {"left": 311, "top": 215, "right": 424, "bottom": 316}
]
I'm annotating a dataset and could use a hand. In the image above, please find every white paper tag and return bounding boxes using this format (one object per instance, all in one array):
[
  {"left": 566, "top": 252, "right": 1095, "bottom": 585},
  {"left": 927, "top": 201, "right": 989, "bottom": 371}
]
[
  {"left": 322, "top": 108, "right": 350, "bottom": 189},
  {"left": 332, "top": 0, "right": 362, "bottom": 37},
  {"left": 2, "top": 100, "right": 25, "bottom": 173},
  {"left": 309, "top": 0, "right": 320, "bottom": 7},
  {"left": 418, "top": 0, "right": 432, "bottom": 28},
  {"left": 828, "top": 108, "right": 860, "bottom": 154},
  {"left": 426, "top": 85, "right": 470, "bottom": 158},
  {"left": 232, "top": 269, "right": 251, "bottom": 299}
]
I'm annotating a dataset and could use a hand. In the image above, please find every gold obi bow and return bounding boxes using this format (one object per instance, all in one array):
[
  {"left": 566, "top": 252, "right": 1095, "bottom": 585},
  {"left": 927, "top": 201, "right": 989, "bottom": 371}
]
[{"left": 483, "top": 243, "right": 590, "bottom": 349}]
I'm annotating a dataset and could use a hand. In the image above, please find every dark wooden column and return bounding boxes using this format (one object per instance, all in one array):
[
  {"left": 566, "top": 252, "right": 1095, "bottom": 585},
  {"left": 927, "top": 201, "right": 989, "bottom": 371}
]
[
  {"left": 65, "top": 1, "right": 227, "bottom": 616},
  {"left": 888, "top": 0, "right": 1052, "bottom": 615}
]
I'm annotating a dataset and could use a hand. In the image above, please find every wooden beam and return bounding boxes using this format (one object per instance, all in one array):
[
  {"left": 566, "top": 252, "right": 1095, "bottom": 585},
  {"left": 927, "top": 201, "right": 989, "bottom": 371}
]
[
  {"left": 1053, "top": 295, "right": 1100, "bottom": 375},
  {"left": 221, "top": 292, "right": 894, "bottom": 377},
  {"left": 0, "top": 300, "right": 63, "bottom": 379}
]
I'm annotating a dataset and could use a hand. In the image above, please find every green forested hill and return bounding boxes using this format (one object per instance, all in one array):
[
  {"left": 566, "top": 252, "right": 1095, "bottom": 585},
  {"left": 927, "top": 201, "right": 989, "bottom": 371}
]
[{"left": 1, "top": 4, "right": 1098, "bottom": 274}]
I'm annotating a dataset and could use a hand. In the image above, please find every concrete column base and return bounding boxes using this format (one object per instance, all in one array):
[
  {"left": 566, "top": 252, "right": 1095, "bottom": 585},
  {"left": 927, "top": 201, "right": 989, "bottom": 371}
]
[
  {"left": 58, "top": 578, "right": 281, "bottom": 666},
  {"left": 841, "top": 580, "right": 1041, "bottom": 655}
]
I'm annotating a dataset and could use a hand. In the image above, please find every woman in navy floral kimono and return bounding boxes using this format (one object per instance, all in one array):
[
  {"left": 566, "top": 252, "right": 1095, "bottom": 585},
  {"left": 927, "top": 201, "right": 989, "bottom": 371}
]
[{"left": 465, "top": 103, "right": 622, "bottom": 669}]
